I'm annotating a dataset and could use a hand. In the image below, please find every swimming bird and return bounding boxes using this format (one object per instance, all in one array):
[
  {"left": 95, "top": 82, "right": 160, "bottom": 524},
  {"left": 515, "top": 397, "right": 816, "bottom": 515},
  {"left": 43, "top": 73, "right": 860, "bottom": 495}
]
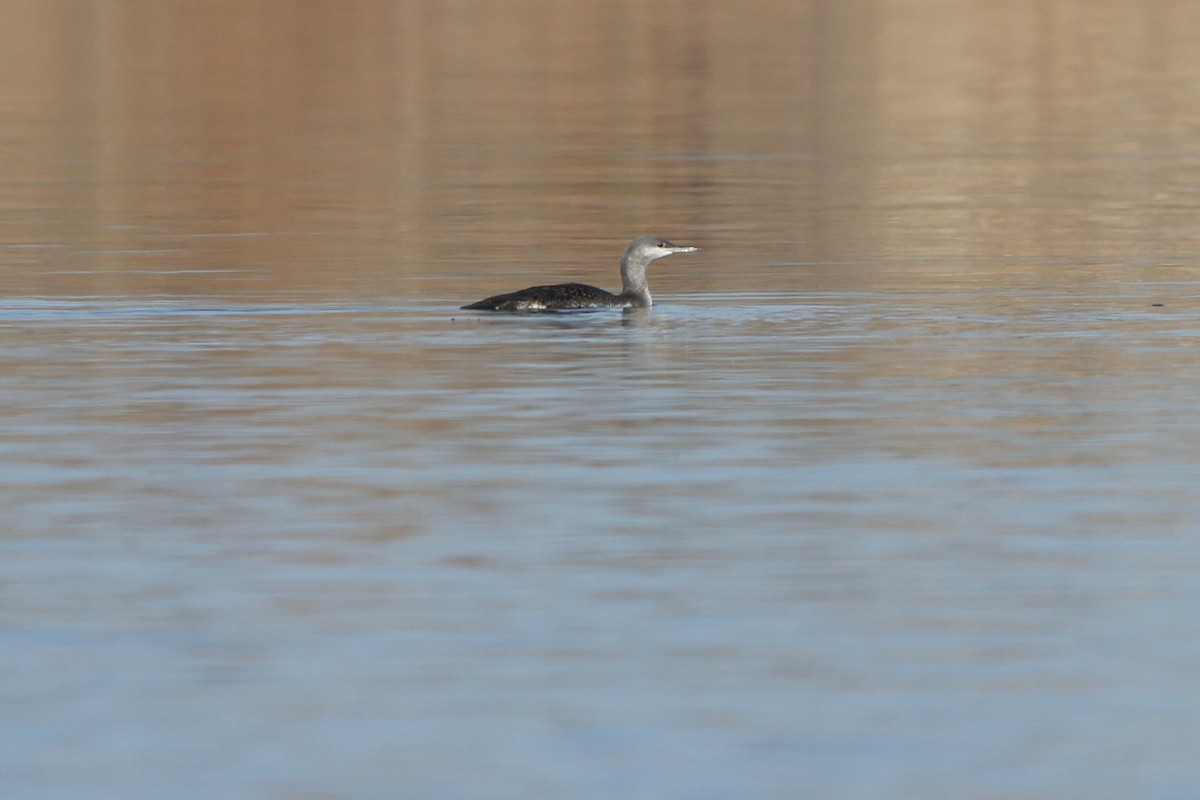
[{"left": 461, "top": 235, "right": 699, "bottom": 311}]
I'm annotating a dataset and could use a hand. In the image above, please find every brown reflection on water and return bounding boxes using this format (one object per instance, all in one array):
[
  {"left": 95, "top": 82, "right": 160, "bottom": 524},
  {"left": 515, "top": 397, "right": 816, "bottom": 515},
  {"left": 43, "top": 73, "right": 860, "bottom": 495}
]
[{"left": 3, "top": 1, "right": 1200, "bottom": 299}]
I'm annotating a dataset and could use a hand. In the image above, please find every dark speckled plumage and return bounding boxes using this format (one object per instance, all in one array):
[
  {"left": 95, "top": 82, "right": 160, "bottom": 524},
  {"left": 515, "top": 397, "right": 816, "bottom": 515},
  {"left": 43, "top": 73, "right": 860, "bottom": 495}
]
[
  {"left": 461, "top": 236, "right": 698, "bottom": 312},
  {"left": 461, "top": 282, "right": 624, "bottom": 311}
]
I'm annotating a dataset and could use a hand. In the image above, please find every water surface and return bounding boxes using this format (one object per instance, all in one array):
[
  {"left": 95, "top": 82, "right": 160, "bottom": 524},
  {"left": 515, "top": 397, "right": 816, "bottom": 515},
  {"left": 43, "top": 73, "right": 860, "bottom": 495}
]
[{"left": 3, "top": 2, "right": 1200, "bottom": 799}]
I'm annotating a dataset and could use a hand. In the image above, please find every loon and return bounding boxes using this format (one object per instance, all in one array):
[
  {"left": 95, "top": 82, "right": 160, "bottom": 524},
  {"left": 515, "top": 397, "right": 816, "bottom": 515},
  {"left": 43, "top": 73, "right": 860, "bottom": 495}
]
[{"left": 461, "top": 235, "right": 698, "bottom": 311}]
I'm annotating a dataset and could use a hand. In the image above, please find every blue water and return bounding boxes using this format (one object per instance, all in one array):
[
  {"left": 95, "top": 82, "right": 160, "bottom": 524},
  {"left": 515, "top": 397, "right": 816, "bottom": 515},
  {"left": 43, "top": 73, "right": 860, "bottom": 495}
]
[{"left": 2, "top": 289, "right": 1199, "bottom": 799}]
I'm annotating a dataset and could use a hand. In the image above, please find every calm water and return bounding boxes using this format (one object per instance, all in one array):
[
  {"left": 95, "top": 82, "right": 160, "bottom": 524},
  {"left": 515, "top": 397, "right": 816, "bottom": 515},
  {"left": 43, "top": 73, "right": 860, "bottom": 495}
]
[{"left": 4, "top": 3, "right": 1200, "bottom": 799}]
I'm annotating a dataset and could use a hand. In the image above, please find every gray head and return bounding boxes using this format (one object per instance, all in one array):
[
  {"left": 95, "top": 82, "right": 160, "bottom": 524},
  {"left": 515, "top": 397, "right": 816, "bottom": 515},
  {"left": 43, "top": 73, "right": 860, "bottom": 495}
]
[{"left": 620, "top": 235, "right": 699, "bottom": 305}]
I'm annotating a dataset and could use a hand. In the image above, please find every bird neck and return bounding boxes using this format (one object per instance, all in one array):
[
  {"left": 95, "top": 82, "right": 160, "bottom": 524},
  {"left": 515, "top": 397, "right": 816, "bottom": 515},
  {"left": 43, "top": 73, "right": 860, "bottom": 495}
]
[{"left": 620, "top": 256, "right": 652, "bottom": 306}]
